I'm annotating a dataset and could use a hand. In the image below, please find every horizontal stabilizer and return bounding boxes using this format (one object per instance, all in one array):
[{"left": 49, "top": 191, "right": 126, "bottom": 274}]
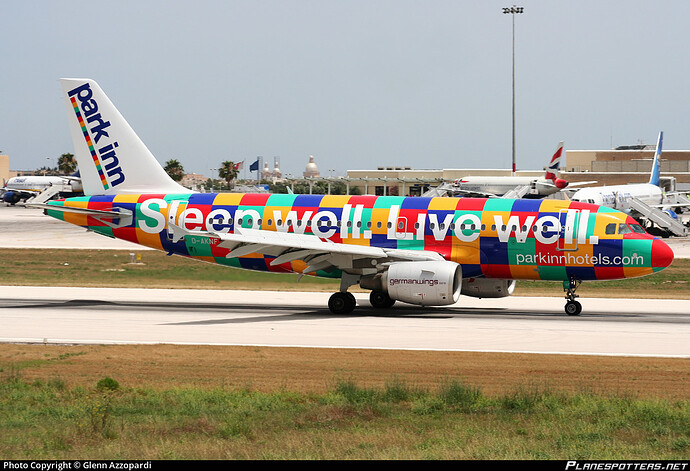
[{"left": 27, "top": 203, "right": 133, "bottom": 228}]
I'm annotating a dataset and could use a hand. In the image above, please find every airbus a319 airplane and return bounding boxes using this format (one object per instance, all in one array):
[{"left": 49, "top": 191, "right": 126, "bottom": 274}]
[{"left": 34, "top": 79, "right": 675, "bottom": 316}]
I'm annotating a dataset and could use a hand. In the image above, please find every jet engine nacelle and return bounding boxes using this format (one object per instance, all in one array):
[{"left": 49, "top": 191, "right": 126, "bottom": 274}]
[
  {"left": 2, "top": 191, "right": 20, "bottom": 205},
  {"left": 662, "top": 209, "right": 679, "bottom": 220},
  {"left": 381, "top": 261, "right": 462, "bottom": 306},
  {"left": 460, "top": 277, "right": 516, "bottom": 298},
  {"left": 554, "top": 178, "right": 569, "bottom": 189}
]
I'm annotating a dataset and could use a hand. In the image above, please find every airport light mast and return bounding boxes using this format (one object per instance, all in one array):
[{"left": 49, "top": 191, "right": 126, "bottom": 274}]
[{"left": 503, "top": 5, "right": 524, "bottom": 175}]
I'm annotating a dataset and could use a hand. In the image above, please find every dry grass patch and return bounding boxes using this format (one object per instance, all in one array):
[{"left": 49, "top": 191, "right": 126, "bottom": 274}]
[{"left": 2, "top": 344, "right": 688, "bottom": 400}]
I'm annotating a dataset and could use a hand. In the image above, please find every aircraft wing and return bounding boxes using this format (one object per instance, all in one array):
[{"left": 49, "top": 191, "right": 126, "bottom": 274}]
[
  {"left": 169, "top": 222, "right": 444, "bottom": 276},
  {"left": 565, "top": 181, "right": 598, "bottom": 188},
  {"left": 422, "top": 183, "right": 501, "bottom": 198},
  {"left": 450, "top": 189, "right": 502, "bottom": 198}
]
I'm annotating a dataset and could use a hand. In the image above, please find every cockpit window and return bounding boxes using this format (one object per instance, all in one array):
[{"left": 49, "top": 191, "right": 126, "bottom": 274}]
[
  {"left": 629, "top": 223, "right": 646, "bottom": 234},
  {"left": 618, "top": 223, "right": 632, "bottom": 235},
  {"left": 605, "top": 223, "right": 616, "bottom": 235}
]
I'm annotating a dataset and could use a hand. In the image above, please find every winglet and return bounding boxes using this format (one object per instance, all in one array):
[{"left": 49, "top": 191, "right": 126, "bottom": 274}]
[{"left": 649, "top": 131, "right": 663, "bottom": 187}]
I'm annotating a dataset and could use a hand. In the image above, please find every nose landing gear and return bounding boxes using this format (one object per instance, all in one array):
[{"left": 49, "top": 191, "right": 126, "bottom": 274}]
[{"left": 563, "top": 277, "right": 582, "bottom": 316}]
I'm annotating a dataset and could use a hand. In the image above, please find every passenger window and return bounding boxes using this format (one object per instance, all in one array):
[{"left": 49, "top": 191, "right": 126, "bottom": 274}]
[{"left": 605, "top": 223, "right": 616, "bottom": 235}]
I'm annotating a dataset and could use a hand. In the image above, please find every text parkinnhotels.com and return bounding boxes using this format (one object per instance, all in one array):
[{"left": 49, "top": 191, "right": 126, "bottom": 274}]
[{"left": 515, "top": 252, "right": 645, "bottom": 267}]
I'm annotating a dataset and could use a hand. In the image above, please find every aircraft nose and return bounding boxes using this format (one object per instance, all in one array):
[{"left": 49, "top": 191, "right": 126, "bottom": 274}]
[{"left": 651, "top": 238, "right": 674, "bottom": 269}]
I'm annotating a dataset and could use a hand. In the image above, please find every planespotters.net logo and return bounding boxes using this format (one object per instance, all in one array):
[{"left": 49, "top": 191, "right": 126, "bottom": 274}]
[{"left": 565, "top": 461, "right": 688, "bottom": 471}]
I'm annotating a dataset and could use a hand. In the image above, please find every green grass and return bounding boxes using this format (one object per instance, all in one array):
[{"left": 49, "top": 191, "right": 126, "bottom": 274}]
[{"left": 1, "top": 375, "right": 687, "bottom": 460}]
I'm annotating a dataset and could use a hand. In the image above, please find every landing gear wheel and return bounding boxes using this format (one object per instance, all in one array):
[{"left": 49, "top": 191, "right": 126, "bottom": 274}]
[
  {"left": 563, "top": 276, "right": 582, "bottom": 316},
  {"left": 565, "top": 300, "right": 582, "bottom": 316},
  {"left": 369, "top": 290, "right": 395, "bottom": 309},
  {"left": 328, "top": 292, "right": 356, "bottom": 314}
]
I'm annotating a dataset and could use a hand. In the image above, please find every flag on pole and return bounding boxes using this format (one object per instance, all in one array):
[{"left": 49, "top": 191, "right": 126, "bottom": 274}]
[
  {"left": 249, "top": 159, "right": 259, "bottom": 172},
  {"left": 234, "top": 161, "right": 244, "bottom": 171}
]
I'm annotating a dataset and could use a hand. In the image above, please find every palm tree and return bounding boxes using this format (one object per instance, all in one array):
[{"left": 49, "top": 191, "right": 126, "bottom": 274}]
[
  {"left": 218, "top": 161, "right": 240, "bottom": 189},
  {"left": 57, "top": 153, "right": 77, "bottom": 175},
  {"left": 164, "top": 159, "right": 185, "bottom": 182}
]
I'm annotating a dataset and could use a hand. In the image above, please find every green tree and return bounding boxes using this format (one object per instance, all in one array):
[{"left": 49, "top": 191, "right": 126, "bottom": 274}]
[
  {"left": 218, "top": 161, "right": 240, "bottom": 189},
  {"left": 164, "top": 159, "right": 185, "bottom": 182},
  {"left": 57, "top": 153, "right": 77, "bottom": 175}
]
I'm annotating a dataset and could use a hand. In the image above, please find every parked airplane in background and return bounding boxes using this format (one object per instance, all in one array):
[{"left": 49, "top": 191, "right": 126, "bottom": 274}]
[
  {"left": 425, "top": 142, "right": 594, "bottom": 199},
  {"left": 31, "top": 79, "right": 675, "bottom": 316},
  {"left": 451, "top": 141, "right": 568, "bottom": 198},
  {"left": 571, "top": 132, "right": 689, "bottom": 237},
  {"left": 2, "top": 174, "right": 82, "bottom": 205}
]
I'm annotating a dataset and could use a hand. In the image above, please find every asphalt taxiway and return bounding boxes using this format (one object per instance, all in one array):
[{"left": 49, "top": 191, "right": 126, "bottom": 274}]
[
  {"left": 1, "top": 286, "right": 689, "bottom": 357},
  {"left": 1, "top": 204, "right": 689, "bottom": 357}
]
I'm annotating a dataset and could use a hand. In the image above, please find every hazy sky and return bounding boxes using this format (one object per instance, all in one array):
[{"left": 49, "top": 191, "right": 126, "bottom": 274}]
[{"left": 3, "top": 1, "right": 690, "bottom": 179}]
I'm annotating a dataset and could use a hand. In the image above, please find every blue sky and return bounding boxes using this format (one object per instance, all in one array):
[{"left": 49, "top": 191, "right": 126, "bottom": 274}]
[{"left": 2, "top": 1, "right": 690, "bottom": 178}]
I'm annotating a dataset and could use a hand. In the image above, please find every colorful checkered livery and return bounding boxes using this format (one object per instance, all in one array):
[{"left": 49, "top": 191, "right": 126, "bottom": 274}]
[{"left": 46, "top": 194, "right": 674, "bottom": 282}]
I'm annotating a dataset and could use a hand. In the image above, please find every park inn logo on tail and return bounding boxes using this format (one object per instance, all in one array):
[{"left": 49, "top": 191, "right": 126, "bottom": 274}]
[{"left": 68, "top": 83, "right": 125, "bottom": 190}]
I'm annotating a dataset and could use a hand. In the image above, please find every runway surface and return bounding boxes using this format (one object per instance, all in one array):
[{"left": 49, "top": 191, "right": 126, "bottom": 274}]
[
  {"left": 1, "top": 204, "right": 689, "bottom": 357},
  {"left": 1, "top": 286, "right": 689, "bottom": 357}
]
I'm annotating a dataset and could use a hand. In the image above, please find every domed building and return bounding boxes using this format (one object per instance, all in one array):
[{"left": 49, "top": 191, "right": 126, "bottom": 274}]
[
  {"left": 303, "top": 155, "right": 320, "bottom": 178},
  {"left": 262, "top": 162, "right": 272, "bottom": 180},
  {"left": 273, "top": 159, "right": 282, "bottom": 179}
]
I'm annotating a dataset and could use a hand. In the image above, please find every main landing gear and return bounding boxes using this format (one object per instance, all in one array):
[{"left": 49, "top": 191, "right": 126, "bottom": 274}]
[
  {"left": 369, "top": 290, "right": 395, "bottom": 309},
  {"left": 328, "top": 290, "right": 397, "bottom": 313},
  {"left": 328, "top": 273, "right": 360, "bottom": 314},
  {"left": 328, "top": 291, "right": 356, "bottom": 314},
  {"left": 563, "top": 277, "right": 582, "bottom": 316}
]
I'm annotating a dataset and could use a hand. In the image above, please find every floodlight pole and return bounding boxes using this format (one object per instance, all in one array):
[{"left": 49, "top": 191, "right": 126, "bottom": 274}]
[{"left": 503, "top": 5, "right": 523, "bottom": 175}]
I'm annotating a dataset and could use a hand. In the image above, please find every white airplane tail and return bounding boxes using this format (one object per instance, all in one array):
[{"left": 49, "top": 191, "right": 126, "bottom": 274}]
[
  {"left": 544, "top": 141, "right": 567, "bottom": 189},
  {"left": 60, "top": 78, "right": 190, "bottom": 196},
  {"left": 649, "top": 131, "right": 662, "bottom": 187}
]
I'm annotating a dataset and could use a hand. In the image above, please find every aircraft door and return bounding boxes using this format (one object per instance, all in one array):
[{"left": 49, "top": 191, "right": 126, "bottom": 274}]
[
  {"left": 166, "top": 200, "right": 187, "bottom": 240},
  {"left": 557, "top": 208, "right": 578, "bottom": 252}
]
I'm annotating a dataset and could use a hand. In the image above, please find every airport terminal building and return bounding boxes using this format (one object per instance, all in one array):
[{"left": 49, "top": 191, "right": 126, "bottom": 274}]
[
  {"left": 345, "top": 146, "right": 690, "bottom": 196},
  {"left": 4, "top": 146, "right": 690, "bottom": 196}
]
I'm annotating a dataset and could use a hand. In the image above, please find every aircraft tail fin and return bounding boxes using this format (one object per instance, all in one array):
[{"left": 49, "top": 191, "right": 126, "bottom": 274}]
[
  {"left": 649, "top": 131, "right": 663, "bottom": 187},
  {"left": 60, "top": 78, "right": 190, "bottom": 196},
  {"left": 544, "top": 141, "right": 564, "bottom": 181},
  {"left": 544, "top": 141, "right": 568, "bottom": 189}
]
